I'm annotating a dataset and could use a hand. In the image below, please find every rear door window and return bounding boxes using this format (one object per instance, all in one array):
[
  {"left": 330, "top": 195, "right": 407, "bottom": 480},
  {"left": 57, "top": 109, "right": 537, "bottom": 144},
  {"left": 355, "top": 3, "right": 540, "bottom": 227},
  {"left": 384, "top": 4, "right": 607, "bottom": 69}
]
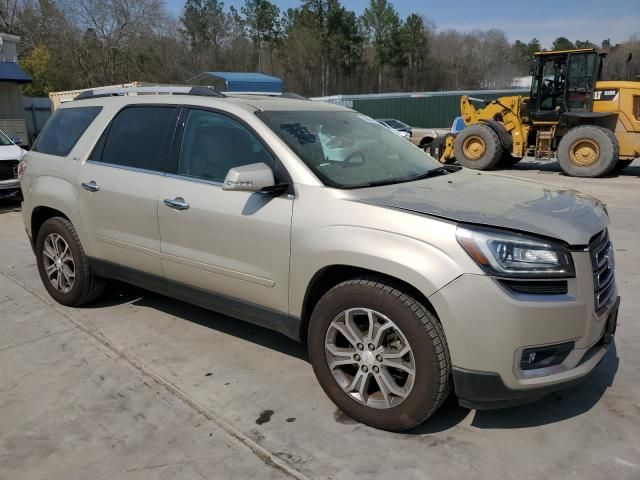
[
  {"left": 95, "top": 106, "right": 177, "bottom": 172},
  {"left": 32, "top": 106, "right": 102, "bottom": 156}
]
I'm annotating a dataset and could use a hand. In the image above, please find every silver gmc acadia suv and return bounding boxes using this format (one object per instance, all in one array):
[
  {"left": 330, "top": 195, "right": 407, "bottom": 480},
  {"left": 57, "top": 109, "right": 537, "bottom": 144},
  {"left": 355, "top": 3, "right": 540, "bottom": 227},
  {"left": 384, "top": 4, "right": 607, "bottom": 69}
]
[{"left": 19, "top": 87, "right": 619, "bottom": 431}]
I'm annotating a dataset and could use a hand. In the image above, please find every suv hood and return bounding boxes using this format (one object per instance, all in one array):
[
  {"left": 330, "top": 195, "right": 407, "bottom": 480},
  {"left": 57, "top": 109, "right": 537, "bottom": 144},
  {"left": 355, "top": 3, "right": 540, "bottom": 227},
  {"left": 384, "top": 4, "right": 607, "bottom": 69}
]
[{"left": 350, "top": 169, "right": 608, "bottom": 245}]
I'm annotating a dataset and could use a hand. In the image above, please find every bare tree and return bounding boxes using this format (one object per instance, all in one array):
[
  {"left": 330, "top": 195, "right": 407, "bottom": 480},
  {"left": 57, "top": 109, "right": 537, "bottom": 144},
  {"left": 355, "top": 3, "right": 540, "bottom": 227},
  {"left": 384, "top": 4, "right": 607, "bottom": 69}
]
[
  {"left": 0, "top": 0, "right": 20, "bottom": 33},
  {"left": 10, "top": 0, "right": 640, "bottom": 98}
]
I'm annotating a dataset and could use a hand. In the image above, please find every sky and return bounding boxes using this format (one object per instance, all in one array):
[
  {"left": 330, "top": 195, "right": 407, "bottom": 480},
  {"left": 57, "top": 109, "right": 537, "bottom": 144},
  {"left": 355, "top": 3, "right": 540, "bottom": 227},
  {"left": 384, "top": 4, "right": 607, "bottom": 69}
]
[{"left": 165, "top": 0, "right": 640, "bottom": 48}]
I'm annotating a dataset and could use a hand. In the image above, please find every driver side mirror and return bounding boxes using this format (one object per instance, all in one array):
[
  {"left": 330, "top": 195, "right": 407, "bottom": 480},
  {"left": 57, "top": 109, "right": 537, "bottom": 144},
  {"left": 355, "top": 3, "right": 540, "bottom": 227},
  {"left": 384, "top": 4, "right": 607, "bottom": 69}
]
[{"left": 222, "top": 162, "right": 276, "bottom": 193}]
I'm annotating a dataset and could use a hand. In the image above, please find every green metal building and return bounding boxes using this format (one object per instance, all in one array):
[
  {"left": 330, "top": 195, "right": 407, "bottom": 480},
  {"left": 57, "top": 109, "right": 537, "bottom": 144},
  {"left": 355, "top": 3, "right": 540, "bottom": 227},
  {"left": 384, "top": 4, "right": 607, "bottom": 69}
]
[{"left": 311, "top": 89, "right": 528, "bottom": 129}]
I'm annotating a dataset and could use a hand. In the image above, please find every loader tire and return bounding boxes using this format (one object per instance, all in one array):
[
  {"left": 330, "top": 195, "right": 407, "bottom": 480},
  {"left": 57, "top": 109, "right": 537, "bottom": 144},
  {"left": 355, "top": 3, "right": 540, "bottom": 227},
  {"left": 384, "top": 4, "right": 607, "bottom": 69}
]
[
  {"left": 453, "top": 124, "right": 503, "bottom": 170},
  {"left": 556, "top": 126, "right": 618, "bottom": 178}
]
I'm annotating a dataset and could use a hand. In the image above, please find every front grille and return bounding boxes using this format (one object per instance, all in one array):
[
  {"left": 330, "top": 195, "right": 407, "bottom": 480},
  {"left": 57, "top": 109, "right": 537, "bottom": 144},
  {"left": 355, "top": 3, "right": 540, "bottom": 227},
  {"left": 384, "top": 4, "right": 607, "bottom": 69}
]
[
  {"left": 0, "top": 160, "right": 19, "bottom": 181},
  {"left": 499, "top": 279, "right": 568, "bottom": 295},
  {"left": 590, "top": 230, "right": 616, "bottom": 315}
]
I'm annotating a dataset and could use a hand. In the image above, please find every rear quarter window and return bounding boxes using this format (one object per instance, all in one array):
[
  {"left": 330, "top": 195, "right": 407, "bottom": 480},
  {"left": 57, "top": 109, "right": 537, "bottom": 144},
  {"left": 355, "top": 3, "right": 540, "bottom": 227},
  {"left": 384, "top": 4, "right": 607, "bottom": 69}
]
[
  {"left": 94, "top": 106, "right": 177, "bottom": 172},
  {"left": 32, "top": 106, "right": 102, "bottom": 157}
]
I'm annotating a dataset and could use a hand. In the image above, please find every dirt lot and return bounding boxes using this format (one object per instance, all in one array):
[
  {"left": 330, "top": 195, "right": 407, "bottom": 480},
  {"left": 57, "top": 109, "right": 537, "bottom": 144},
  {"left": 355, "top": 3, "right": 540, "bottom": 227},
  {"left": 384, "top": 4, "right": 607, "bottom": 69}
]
[{"left": 1, "top": 158, "right": 639, "bottom": 480}]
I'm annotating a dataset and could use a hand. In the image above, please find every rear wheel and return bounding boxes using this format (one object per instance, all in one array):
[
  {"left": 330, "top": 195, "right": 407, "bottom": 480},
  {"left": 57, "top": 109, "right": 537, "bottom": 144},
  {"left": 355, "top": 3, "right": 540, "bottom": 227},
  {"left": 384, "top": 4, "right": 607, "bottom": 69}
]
[
  {"left": 556, "top": 126, "right": 618, "bottom": 177},
  {"left": 35, "top": 217, "right": 105, "bottom": 306},
  {"left": 453, "top": 124, "right": 503, "bottom": 170},
  {"left": 308, "top": 278, "right": 451, "bottom": 431}
]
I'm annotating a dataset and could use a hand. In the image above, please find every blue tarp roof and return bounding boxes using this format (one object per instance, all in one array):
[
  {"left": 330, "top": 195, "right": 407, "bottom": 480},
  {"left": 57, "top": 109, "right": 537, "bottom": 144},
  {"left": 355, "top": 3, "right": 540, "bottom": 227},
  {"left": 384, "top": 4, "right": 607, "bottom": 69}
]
[
  {"left": 190, "top": 72, "right": 283, "bottom": 93},
  {"left": 0, "top": 62, "right": 32, "bottom": 84}
]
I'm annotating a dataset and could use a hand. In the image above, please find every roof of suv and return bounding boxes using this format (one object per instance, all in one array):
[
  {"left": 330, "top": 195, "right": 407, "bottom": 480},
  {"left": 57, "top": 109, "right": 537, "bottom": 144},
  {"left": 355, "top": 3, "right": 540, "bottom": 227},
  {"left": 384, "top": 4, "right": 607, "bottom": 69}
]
[
  {"left": 64, "top": 90, "right": 350, "bottom": 113},
  {"left": 226, "top": 94, "right": 349, "bottom": 112}
]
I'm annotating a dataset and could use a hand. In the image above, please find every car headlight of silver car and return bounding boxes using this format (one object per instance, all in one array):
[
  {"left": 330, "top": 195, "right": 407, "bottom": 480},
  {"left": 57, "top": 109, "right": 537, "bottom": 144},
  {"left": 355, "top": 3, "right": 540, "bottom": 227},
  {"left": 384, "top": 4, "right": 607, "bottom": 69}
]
[{"left": 456, "top": 226, "right": 574, "bottom": 278}]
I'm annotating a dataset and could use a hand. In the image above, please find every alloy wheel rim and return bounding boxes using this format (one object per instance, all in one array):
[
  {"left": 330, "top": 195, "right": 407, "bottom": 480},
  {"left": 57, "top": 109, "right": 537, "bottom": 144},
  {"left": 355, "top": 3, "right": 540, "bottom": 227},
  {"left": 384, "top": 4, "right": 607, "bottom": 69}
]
[
  {"left": 42, "top": 233, "right": 75, "bottom": 294},
  {"left": 324, "top": 308, "right": 416, "bottom": 409},
  {"left": 569, "top": 139, "right": 600, "bottom": 166},
  {"left": 462, "top": 135, "right": 486, "bottom": 160}
]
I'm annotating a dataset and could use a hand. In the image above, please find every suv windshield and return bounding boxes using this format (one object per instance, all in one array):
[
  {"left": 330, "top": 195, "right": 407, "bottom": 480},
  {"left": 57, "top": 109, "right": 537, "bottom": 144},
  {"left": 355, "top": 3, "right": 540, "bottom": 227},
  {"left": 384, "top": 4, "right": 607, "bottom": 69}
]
[
  {"left": 258, "top": 111, "right": 441, "bottom": 188},
  {"left": 0, "top": 130, "right": 12, "bottom": 146}
]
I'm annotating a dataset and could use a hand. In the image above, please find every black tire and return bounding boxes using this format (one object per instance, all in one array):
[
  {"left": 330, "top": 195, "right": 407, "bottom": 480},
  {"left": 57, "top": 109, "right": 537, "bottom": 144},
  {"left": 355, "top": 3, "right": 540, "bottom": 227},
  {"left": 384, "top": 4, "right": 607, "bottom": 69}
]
[
  {"left": 35, "top": 216, "right": 105, "bottom": 306},
  {"left": 429, "top": 133, "right": 456, "bottom": 163},
  {"left": 308, "top": 278, "right": 451, "bottom": 431},
  {"left": 453, "top": 124, "right": 503, "bottom": 170},
  {"left": 612, "top": 159, "right": 633, "bottom": 173},
  {"left": 556, "top": 126, "right": 619, "bottom": 178},
  {"left": 419, "top": 137, "right": 434, "bottom": 151},
  {"left": 428, "top": 136, "right": 446, "bottom": 160}
]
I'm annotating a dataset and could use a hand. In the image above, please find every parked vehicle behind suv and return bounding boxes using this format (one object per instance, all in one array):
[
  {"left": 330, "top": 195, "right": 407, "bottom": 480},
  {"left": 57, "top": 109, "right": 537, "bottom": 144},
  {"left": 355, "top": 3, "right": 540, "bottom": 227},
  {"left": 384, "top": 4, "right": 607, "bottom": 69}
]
[
  {"left": 0, "top": 128, "right": 26, "bottom": 200},
  {"left": 20, "top": 87, "right": 619, "bottom": 431}
]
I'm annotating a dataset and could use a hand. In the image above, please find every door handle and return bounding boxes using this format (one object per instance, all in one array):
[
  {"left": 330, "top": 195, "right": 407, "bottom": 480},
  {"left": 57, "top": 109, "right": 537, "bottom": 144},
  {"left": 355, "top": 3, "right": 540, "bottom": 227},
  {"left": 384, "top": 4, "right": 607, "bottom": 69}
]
[
  {"left": 164, "top": 197, "right": 190, "bottom": 211},
  {"left": 81, "top": 181, "right": 100, "bottom": 192}
]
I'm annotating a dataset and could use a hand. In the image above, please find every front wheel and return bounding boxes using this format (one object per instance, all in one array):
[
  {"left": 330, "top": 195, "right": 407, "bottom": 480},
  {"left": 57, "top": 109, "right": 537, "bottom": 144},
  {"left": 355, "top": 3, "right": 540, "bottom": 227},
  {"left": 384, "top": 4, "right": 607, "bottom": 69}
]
[
  {"left": 308, "top": 278, "right": 451, "bottom": 431},
  {"left": 453, "top": 124, "right": 503, "bottom": 170}
]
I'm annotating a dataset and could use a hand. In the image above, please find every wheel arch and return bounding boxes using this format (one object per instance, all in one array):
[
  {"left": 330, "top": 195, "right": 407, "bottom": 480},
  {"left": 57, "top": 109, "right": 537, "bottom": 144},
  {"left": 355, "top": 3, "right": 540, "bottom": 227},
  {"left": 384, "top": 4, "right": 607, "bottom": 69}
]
[
  {"left": 26, "top": 175, "right": 90, "bottom": 252},
  {"left": 556, "top": 112, "right": 619, "bottom": 136},
  {"left": 31, "top": 206, "right": 70, "bottom": 246},
  {"left": 298, "top": 264, "right": 441, "bottom": 342}
]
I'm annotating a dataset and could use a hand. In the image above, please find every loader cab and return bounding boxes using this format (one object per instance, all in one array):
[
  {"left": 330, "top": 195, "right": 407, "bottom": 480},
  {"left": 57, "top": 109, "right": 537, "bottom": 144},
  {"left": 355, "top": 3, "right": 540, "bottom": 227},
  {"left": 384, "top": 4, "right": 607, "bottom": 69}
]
[{"left": 528, "top": 49, "right": 604, "bottom": 123}]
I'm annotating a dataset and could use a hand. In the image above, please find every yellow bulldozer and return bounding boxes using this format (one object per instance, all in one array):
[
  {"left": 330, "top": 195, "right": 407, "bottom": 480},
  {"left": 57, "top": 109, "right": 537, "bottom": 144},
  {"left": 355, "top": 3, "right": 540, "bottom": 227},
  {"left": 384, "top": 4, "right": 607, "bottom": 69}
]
[{"left": 434, "top": 48, "right": 640, "bottom": 177}]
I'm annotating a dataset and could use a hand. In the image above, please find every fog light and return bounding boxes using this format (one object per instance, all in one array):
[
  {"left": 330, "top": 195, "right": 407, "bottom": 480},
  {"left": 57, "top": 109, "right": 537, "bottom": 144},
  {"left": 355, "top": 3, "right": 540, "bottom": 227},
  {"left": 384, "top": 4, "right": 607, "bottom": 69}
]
[{"left": 520, "top": 341, "right": 574, "bottom": 371}]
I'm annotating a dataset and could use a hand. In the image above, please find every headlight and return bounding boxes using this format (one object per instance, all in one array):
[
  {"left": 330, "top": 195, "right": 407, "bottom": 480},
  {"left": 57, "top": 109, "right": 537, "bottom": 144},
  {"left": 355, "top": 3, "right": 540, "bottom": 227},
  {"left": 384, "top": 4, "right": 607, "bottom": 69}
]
[{"left": 456, "top": 226, "right": 574, "bottom": 278}]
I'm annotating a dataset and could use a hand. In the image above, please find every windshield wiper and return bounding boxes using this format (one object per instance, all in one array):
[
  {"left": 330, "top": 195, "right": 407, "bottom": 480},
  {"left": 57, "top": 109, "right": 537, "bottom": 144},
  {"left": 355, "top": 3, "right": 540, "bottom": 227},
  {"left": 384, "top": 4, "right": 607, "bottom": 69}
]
[
  {"left": 345, "top": 166, "right": 461, "bottom": 189},
  {"left": 407, "top": 166, "right": 458, "bottom": 182}
]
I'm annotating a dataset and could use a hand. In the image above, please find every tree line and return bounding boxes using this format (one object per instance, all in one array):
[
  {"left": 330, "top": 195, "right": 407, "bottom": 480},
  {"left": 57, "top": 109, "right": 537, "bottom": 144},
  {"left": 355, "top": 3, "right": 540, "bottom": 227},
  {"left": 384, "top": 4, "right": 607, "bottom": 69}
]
[{"left": 1, "top": 0, "right": 638, "bottom": 97}]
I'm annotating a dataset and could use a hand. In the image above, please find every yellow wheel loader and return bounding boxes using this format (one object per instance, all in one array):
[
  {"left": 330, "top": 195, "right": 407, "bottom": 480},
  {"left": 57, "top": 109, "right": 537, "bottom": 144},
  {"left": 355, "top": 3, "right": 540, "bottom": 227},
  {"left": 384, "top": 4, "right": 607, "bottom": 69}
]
[{"left": 435, "top": 48, "right": 640, "bottom": 177}]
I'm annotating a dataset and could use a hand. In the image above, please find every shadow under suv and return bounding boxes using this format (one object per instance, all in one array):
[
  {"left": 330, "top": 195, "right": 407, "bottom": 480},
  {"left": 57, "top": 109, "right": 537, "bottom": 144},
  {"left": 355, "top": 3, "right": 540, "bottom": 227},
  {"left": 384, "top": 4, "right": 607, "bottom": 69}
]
[{"left": 19, "top": 86, "right": 619, "bottom": 431}]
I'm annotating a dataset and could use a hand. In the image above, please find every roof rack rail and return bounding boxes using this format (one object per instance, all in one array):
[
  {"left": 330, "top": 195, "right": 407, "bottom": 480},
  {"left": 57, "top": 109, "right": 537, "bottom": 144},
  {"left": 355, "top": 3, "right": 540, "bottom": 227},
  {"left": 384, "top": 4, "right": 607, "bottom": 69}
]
[
  {"left": 73, "top": 86, "right": 226, "bottom": 101},
  {"left": 224, "top": 91, "right": 309, "bottom": 100}
]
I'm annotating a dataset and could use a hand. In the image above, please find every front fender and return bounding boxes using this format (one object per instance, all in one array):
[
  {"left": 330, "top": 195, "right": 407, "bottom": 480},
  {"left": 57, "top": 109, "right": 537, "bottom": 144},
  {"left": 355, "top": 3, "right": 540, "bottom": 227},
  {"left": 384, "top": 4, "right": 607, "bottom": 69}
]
[{"left": 288, "top": 224, "right": 465, "bottom": 318}]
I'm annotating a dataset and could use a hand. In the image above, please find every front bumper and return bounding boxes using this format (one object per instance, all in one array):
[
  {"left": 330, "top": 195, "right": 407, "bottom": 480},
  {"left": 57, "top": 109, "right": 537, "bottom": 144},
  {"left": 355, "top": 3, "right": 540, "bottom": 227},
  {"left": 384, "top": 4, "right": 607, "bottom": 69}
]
[
  {"left": 452, "top": 365, "right": 595, "bottom": 409},
  {"left": 429, "top": 249, "right": 619, "bottom": 409},
  {"left": 453, "top": 296, "right": 617, "bottom": 409}
]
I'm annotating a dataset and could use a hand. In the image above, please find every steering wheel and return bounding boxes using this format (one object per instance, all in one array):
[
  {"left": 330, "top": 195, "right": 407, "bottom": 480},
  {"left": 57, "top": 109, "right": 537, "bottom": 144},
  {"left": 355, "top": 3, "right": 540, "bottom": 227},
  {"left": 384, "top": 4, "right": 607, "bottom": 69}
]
[{"left": 343, "top": 150, "right": 366, "bottom": 166}]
